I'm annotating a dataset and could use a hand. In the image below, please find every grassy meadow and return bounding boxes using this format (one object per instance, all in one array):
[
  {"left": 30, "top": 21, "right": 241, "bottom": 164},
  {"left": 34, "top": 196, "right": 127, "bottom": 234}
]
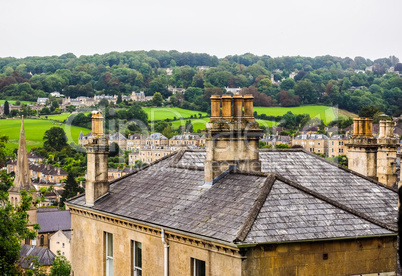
[
  {"left": 167, "top": 118, "right": 278, "bottom": 132},
  {"left": 0, "top": 118, "right": 90, "bottom": 152},
  {"left": 253, "top": 106, "right": 356, "bottom": 125},
  {"left": 0, "top": 100, "right": 34, "bottom": 105},
  {"left": 143, "top": 107, "right": 207, "bottom": 121}
]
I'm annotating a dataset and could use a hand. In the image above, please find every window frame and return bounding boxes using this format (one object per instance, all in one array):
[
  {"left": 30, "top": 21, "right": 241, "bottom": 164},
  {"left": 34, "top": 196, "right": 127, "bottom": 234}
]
[
  {"left": 105, "top": 232, "right": 113, "bottom": 276},
  {"left": 191, "top": 258, "right": 206, "bottom": 276},
  {"left": 131, "top": 240, "right": 142, "bottom": 276}
]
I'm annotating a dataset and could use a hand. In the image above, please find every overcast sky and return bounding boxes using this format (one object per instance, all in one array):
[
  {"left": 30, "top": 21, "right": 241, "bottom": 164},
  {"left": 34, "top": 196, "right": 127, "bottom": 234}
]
[{"left": 1, "top": 0, "right": 401, "bottom": 60}]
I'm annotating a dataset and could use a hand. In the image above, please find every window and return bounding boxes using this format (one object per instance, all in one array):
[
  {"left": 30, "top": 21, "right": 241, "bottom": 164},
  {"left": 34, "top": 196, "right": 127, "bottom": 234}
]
[
  {"left": 105, "top": 232, "right": 113, "bottom": 276},
  {"left": 132, "top": 241, "right": 142, "bottom": 276},
  {"left": 62, "top": 243, "right": 65, "bottom": 248},
  {"left": 40, "top": 235, "right": 44, "bottom": 246},
  {"left": 191, "top": 258, "right": 205, "bottom": 276}
]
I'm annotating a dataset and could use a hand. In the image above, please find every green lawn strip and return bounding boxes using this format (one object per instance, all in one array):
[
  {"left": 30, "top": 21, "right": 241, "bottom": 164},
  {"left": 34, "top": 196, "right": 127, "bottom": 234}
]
[
  {"left": 0, "top": 118, "right": 90, "bottom": 152},
  {"left": 0, "top": 100, "right": 34, "bottom": 105},
  {"left": 143, "top": 107, "right": 207, "bottom": 121},
  {"left": 253, "top": 106, "right": 356, "bottom": 125}
]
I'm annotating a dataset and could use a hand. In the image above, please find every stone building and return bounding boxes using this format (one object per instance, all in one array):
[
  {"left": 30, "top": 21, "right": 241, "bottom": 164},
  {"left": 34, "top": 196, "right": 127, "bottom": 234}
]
[
  {"left": 145, "top": 132, "right": 169, "bottom": 147},
  {"left": 37, "top": 209, "right": 71, "bottom": 250},
  {"left": 126, "top": 133, "right": 146, "bottom": 151},
  {"left": 260, "top": 135, "right": 292, "bottom": 148},
  {"left": 328, "top": 135, "right": 348, "bottom": 158},
  {"left": 292, "top": 134, "right": 329, "bottom": 156},
  {"left": 7, "top": 162, "right": 68, "bottom": 184},
  {"left": 67, "top": 97, "right": 397, "bottom": 275},
  {"left": 49, "top": 230, "right": 72, "bottom": 261},
  {"left": 346, "top": 117, "right": 398, "bottom": 187},
  {"left": 169, "top": 133, "right": 201, "bottom": 147}
]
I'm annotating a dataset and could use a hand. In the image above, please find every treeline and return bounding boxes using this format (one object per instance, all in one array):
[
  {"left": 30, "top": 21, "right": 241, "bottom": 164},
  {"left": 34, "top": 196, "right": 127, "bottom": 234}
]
[{"left": 1, "top": 51, "right": 402, "bottom": 115}]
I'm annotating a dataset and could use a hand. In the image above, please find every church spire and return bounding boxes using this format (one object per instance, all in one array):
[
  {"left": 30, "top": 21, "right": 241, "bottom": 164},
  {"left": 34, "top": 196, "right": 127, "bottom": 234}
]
[{"left": 10, "top": 116, "right": 35, "bottom": 192}]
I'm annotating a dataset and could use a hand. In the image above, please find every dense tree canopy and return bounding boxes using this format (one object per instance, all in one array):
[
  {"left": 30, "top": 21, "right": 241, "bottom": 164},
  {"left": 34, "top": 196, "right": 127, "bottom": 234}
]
[
  {"left": 43, "top": 127, "right": 68, "bottom": 152},
  {"left": 0, "top": 51, "right": 401, "bottom": 115}
]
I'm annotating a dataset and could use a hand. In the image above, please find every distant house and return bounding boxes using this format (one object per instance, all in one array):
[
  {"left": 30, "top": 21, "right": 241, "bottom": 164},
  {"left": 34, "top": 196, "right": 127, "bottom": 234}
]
[
  {"left": 196, "top": 66, "right": 210, "bottom": 70},
  {"left": 50, "top": 92, "right": 63, "bottom": 97},
  {"left": 49, "top": 230, "right": 71, "bottom": 261},
  {"left": 27, "top": 150, "right": 44, "bottom": 163},
  {"left": 7, "top": 161, "right": 68, "bottom": 184},
  {"left": 37, "top": 209, "right": 71, "bottom": 250},
  {"left": 37, "top": 98, "right": 48, "bottom": 105},
  {"left": 168, "top": 85, "right": 186, "bottom": 94},
  {"left": 224, "top": 86, "right": 242, "bottom": 95},
  {"left": 19, "top": 245, "right": 55, "bottom": 270}
]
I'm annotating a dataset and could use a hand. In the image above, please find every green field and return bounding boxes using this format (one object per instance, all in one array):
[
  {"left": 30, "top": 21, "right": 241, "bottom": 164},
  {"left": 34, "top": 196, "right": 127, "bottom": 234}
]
[
  {"left": 0, "top": 119, "right": 90, "bottom": 152},
  {"left": 167, "top": 118, "right": 278, "bottom": 132},
  {"left": 42, "top": 113, "right": 73, "bottom": 122},
  {"left": 253, "top": 106, "right": 356, "bottom": 125},
  {"left": 0, "top": 100, "right": 34, "bottom": 105},
  {"left": 143, "top": 107, "right": 208, "bottom": 121}
]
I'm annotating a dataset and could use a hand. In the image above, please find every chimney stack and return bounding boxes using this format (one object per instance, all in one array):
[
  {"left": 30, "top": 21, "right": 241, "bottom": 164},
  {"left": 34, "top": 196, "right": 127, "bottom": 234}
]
[
  {"left": 352, "top": 118, "right": 373, "bottom": 137},
  {"left": 85, "top": 110, "right": 109, "bottom": 206},
  {"left": 204, "top": 95, "right": 261, "bottom": 184}
]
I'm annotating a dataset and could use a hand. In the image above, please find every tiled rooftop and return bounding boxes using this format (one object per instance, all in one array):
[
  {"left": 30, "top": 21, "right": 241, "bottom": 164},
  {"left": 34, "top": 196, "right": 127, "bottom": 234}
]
[{"left": 68, "top": 149, "right": 397, "bottom": 245}]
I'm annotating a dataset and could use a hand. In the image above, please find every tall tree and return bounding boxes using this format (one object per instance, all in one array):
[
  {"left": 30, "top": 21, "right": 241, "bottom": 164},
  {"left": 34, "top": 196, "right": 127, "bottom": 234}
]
[
  {"left": 43, "top": 127, "right": 68, "bottom": 152},
  {"left": 4, "top": 100, "right": 9, "bottom": 115},
  {"left": 59, "top": 172, "right": 84, "bottom": 207},
  {"left": 152, "top": 92, "right": 163, "bottom": 107},
  {"left": 116, "top": 93, "right": 122, "bottom": 104},
  {"left": 0, "top": 171, "right": 41, "bottom": 274}
]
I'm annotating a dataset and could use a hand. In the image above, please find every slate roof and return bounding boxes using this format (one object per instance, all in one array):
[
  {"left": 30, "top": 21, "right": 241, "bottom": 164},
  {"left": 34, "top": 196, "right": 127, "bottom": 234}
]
[
  {"left": 31, "top": 163, "right": 68, "bottom": 176},
  {"left": 109, "top": 132, "right": 127, "bottom": 141},
  {"left": 19, "top": 245, "right": 56, "bottom": 268},
  {"left": 68, "top": 149, "right": 397, "bottom": 246},
  {"left": 294, "top": 134, "right": 329, "bottom": 140},
  {"left": 147, "top": 133, "right": 168, "bottom": 140},
  {"left": 37, "top": 210, "right": 71, "bottom": 233},
  {"left": 170, "top": 134, "right": 201, "bottom": 140}
]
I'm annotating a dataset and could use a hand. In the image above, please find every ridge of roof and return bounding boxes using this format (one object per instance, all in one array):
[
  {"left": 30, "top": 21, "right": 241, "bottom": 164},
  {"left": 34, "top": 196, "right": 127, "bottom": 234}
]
[
  {"left": 67, "top": 151, "right": 180, "bottom": 203},
  {"left": 230, "top": 169, "right": 397, "bottom": 242},
  {"left": 234, "top": 173, "right": 275, "bottom": 242},
  {"left": 109, "top": 150, "right": 178, "bottom": 185},
  {"left": 273, "top": 173, "right": 397, "bottom": 233},
  {"left": 260, "top": 148, "right": 397, "bottom": 192}
]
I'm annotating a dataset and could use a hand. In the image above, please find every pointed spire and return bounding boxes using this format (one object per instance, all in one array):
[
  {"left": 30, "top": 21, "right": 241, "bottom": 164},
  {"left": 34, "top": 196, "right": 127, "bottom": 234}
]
[{"left": 10, "top": 116, "right": 35, "bottom": 192}]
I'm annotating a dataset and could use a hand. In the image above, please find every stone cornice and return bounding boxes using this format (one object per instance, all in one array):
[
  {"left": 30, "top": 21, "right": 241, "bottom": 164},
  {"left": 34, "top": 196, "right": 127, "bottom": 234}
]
[{"left": 69, "top": 205, "right": 243, "bottom": 259}]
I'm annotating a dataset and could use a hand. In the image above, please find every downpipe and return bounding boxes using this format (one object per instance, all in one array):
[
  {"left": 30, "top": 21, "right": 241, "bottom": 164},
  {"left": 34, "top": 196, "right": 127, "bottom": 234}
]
[{"left": 161, "top": 228, "right": 169, "bottom": 276}]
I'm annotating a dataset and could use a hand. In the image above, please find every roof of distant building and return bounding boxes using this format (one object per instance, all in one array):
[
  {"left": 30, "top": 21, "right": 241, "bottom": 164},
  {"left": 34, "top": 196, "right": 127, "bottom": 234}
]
[
  {"left": 19, "top": 245, "right": 56, "bottom": 269},
  {"left": 27, "top": 151, "right": 44, "bottom": 160},
  {"left": 170, "top": 134, "right": 201, "bottom": 140},
  {"left": 37, "top": 210, "right": 71, "bottom": 233},
  {"left": 147, "top": 133, "right": 168, "bottom": 140},
  {"left": 109, "top": 132, "right": 127, "bottom": 141},
  {"left": 294, "top": 134, "right": 329, "bottom": 140}
]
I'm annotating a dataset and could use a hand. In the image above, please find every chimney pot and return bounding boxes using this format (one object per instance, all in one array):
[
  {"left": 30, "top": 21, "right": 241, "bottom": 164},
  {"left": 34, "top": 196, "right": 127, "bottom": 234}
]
[
  {"left": 233, "top": 95, "right": 243, "bottom": 120},
  {"left": 221, "top": 95, "right": 232, "bottom": 120}
]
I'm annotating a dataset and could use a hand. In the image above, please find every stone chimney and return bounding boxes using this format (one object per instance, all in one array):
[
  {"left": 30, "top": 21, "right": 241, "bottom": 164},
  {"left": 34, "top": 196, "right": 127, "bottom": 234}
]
[
  {"left": 347, "top": 117, "right": 398, "bottom": 187},
  {"left": 204, "top": 95, "right": 262, "bottom": 184},
  {"left": 85, "top": 110, "right": 109, "bottom": 206},
  {"left": 376, "top": 118, "right": 397, "bottom": 186},
  {"left": 347, "top": 118, "right": 377, "bottom": 179}
]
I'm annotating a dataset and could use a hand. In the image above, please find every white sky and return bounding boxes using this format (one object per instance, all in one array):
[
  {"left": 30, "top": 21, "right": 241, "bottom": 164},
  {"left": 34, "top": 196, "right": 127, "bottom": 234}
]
[{"left": 1, "top": 0, "right": 401, "bottom": 60}]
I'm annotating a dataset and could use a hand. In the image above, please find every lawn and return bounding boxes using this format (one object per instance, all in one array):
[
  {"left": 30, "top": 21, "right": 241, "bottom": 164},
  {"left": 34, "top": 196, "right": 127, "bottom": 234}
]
[
  {"left": 0, "top": 118, "right": 91, "bottom": 152},
  {"left": 42, "top": 113, "right": 73, "bottom": 122},
  {"left": 0, "top": 100, "right": 34, "bottom": 105},
  {"left": 253, "top": 106, "right": 356, "bottom": 125},
  {"left": 143, "top": 107, "right": 208, "bottom": 121},
  {"left": 167, "top": 118, "right": 278, "bottom": 132}
]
